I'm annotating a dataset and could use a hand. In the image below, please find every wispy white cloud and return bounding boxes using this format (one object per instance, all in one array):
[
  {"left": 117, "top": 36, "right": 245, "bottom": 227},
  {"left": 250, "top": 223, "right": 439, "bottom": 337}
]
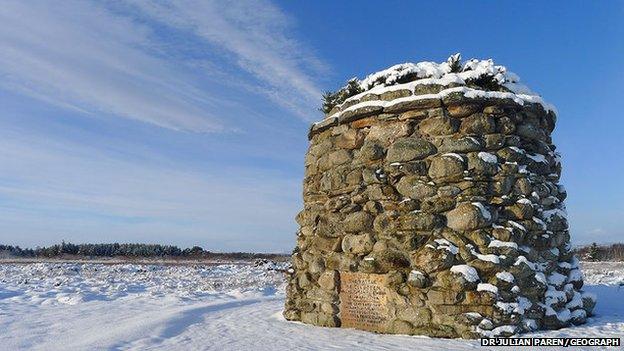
[
  {"left": 125, "top": 0, "right": 327, "bottom": 120},
  {"left": 0, "top": 0, "right": 326, "bottom": 132},
  {"left": 0, "top": 1, "right": 224, "bottom": 131}
]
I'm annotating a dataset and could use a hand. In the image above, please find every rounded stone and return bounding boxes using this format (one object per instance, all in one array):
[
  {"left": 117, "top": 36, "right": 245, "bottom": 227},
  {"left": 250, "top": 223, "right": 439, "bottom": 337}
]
[
  {"left": 387, "top": 137, "right": 436, "bottom": 163},
  {"left": 407, "top": 270, "right": 429, "bottom": 288},
  {"left": 395, "top": 176, "right": 437, "bottom": 200},
  {"left": 359, "top": 141, "right": 385, "bottom": 160},
  {"left": 504, "top": 202, "right": 534, "bottom": 220},
  {"left": 460, "top": 113, "right": 496, "bottom": 134},
  {"left": 421, "top": 196, "right": 456, "bottom": 213},
  {"left": 366, "top": 249, "right": 411, "bottom": 272},
  {"left": 446, "top": 202, "right": 492, "bottom": 231},
  {"left": 373, "top": 211, "right": 399, "bottom": 233},
  {"left": 398, "top": 212, "right": 444, "bottom": 231},
  {"left": 315, "top": 214, "right": 343, "bottom": 238},
  {"left": 438, "top": 136, "right": 482, "bottom": 153},
  {"left": 437, "top": 269, "right": 478, "bottom": 291},
  {"left": 411, "top": 246, "right": 455, "bottom": 274},
  {"left": 418, "top": 116, "right": 460, "bottom": 136},
  {"left": 308, "top": 257, "right": 325, "bottom": 274},
  {"left": 317, "top": 270, "right": 339, "bottom": 290},
  {"left": 341, "top": 233, "right": 375, "bottom": 255},
  {"left": 428, "top": 154, "right": 465, "bottom": 181},
  {"left": 467, "top": 152, "right": 498, "bottom": 176},
  {"left": 328, "top": 149, "right": 352, "bottom": 166},
  {"left": 334, "top": 129, "right": 364, "bottom": 149},
  {"left": 343, "top": 212, "right": 374, "bottom": 233},
  {"left": 367, "top": 122, "right": 413, "bottom": 145}
]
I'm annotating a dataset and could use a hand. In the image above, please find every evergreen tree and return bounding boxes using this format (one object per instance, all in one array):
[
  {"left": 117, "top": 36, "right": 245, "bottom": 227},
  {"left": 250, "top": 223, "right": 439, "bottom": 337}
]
[
  {"left": 447, "top": 53, "right": 462, "bottom": 73},
  {"left": 586, "top": 242, "right": 599, "bottom": 261},
  {"left": 320, "top": 78, "right": 363, "bottom": 114}
]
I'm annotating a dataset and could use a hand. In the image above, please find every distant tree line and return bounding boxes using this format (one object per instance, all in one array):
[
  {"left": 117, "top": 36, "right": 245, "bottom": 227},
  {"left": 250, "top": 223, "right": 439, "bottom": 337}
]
[
  {"left": 0, "top": 241, "right": 286, "bottom": 260},
  {"left": 574, "top": 243, "right": 624, "bottom": 262}
]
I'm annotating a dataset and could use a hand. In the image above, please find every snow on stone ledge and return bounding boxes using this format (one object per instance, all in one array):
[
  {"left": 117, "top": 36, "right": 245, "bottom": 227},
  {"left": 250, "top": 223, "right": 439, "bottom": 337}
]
[
  {"left": 489, "top": 240, "right": 519, "bottom": 249},
  {"left": 478, "top": 152, "right": 498, "bottom": 164},
  {"left": 442, "top": 153, "right": 465, "bottom": 162},
  {"left": 479, "top": 325, "right": 517, "bottom": 338},
  {"left": 495, "top": 271, "right": 516, "bottom": 283},
  {"left": 471, "top": 202, "right": 492, "bottom": 221},
  {"left": 434, "top": 238, "right": 459, "bottom": 254},
  {"left": 450, "top": 264, "right": 480, "bottom": 283},
  {"left": 477, "top": 283, "right": 499, "bottom": 295}
]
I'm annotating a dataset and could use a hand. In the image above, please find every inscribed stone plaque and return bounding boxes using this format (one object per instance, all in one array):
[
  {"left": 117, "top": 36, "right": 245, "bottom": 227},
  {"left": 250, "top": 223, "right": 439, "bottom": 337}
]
[{"left": 339, "top": 272, "right": 389, "bottom": 332}]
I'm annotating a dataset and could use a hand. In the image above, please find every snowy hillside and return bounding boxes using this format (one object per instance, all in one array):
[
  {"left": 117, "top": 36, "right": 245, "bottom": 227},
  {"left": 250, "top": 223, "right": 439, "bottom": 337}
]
[{"left": 0, "top": 261, "right": 622, "bottom": 350}]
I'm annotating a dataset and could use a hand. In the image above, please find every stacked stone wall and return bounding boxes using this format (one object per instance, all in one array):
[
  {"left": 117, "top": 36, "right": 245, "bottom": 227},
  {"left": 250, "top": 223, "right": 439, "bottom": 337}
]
[{"left": 284, "top": 85, "right": 595, "bottom": 338}]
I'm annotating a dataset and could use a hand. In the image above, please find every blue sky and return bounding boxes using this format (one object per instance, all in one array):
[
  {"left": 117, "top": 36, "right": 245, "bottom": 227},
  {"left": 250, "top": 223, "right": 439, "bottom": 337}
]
[{"left": 0, "top": 1, "right": 622, "bottom": 252}]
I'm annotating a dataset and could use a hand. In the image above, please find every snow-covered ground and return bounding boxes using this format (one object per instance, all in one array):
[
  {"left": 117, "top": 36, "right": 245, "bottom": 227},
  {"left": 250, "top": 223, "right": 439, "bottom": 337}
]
[{"left": 0, "top": 261, "right": 622, "bottom": 350}]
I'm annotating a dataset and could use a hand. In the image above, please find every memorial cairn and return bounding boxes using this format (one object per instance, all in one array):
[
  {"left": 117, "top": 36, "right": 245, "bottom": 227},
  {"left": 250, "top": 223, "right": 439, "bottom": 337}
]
[{"left": 283, "top": 54, "right": 596, "bottom": 338}]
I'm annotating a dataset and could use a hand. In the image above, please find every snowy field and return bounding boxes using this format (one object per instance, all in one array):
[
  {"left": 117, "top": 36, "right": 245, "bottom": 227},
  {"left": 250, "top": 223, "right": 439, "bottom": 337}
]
[{"left": 0, "top": 261, "right": 622, "bottom": 350}]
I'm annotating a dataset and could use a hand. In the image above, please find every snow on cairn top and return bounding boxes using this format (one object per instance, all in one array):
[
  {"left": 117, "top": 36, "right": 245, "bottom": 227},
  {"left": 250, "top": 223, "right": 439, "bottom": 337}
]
[{"left": 319, "top": 53, "right": 555, "bottom": 119}]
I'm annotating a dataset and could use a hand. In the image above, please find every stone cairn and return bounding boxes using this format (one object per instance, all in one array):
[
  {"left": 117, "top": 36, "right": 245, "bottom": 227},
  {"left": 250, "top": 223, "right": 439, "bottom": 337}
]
[{"left": 283, "top": 55, "right": 596, "bottom": 338}]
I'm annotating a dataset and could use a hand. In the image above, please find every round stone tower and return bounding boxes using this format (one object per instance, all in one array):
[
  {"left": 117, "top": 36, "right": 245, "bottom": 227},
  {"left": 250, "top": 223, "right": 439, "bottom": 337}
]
[{"left": 283, "top": 55, "right": 595, "bottom": 338}]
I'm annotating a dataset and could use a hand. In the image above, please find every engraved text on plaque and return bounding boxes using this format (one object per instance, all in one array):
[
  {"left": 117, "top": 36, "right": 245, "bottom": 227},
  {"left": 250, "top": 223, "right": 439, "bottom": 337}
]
[{"left": 339, "top": 272, "right": 389, "bottom": 332}]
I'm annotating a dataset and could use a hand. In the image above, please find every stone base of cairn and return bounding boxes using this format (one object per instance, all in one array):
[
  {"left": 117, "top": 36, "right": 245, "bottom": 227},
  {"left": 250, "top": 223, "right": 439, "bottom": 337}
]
[{"left": 283, "top": 56, "right": 596, "bottom": 338}]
